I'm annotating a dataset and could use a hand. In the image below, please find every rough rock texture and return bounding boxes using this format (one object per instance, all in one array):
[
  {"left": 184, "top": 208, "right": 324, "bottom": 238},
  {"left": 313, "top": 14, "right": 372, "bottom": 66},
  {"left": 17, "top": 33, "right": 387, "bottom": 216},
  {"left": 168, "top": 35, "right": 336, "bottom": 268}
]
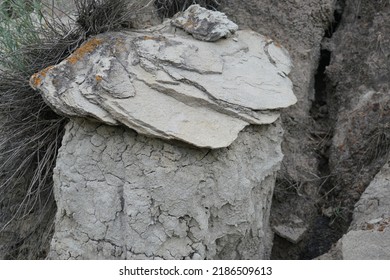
[
  {"left": 325, "top": 0, "right": 390, "bottom": 222},
  {"left": 318, "top": 163, "right": 390, "bottom": 259},
  {"left": 305, "top": 0, "right": 390, "bottom": 260},
  {"left": 30, "top": 15, "right": 295, "bottom": 149},
  {"left": 48, "top": 118, "right": 283, "bottom": 260},
  {"left": 219, "top": 0, "right": 337, "bottom": 258},
  {"left": 220, "top": 0, "right": 335, "bottom": 120},
  {"left": 171, "top": 4, "right": 238, "bottom": 41}
]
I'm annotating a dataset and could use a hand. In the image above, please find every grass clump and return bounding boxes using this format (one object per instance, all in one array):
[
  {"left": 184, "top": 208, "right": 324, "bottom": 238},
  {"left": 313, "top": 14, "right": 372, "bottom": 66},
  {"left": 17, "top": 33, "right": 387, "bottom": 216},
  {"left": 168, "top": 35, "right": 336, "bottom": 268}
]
[
  {"left": 76, "top": 0, "right": 132, "bottom": 35},
  {"left": 155, "top": 0, "right": 221, "bottom": 18},
  {"left": 0, "top": 0, "right": 143, "bottom": 259}
]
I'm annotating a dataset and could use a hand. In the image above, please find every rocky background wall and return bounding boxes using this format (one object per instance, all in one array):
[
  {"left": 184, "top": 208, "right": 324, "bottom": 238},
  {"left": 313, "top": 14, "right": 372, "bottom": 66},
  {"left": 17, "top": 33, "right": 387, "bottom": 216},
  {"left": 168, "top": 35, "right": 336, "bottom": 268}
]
[
  {"left": 221, "top": 0, "right": 390, "bottom": 259},
  {"left": 316, "top": 0, "right": 390, "bottom": 259},
  {"left": 220, "top": 0, "right": 339, "bottom": 258}
]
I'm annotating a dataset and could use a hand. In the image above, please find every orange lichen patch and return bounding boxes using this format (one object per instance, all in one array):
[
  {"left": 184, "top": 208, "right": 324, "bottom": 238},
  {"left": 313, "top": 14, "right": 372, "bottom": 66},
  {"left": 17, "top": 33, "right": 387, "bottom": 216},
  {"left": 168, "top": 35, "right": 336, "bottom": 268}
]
[
  {"left": 95, "top": 75, "right": 103, "bottom": 82},
  {"left": 30, "top": 65, "right": 55, "bottom": 89},
  {"left": 67, "top": 38, "right": 104, "bottom": 65},
  {"left": 30, "top": 73, "right": 42, "bottom": 89},
  {"left": 39, "top": 65, "right": 55, "bottom": 77},
  {"left": 143, "top": 35, "right": 155, "bottom": 40}
]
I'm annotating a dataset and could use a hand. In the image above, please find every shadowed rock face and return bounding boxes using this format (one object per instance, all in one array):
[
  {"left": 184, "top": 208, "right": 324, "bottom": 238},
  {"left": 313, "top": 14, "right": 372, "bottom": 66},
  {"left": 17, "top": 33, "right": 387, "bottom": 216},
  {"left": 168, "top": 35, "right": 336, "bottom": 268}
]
[{"left": 30, "top": 6, "right": 296, "bottom": 149}]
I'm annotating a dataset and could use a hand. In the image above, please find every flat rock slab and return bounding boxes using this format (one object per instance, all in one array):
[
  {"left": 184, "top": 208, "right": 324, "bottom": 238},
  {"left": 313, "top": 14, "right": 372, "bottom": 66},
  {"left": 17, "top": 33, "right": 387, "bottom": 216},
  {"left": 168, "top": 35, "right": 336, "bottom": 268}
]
[{"left": 30, "top": 8, "right": 295, "bottom": 148}]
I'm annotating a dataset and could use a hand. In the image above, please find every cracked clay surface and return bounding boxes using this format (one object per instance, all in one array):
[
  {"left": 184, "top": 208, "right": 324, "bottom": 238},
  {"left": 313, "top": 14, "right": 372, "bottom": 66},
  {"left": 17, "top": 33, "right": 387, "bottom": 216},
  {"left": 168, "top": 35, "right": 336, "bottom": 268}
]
[{"left": 48, "top": 119, "right": 283, "bottom": 259}]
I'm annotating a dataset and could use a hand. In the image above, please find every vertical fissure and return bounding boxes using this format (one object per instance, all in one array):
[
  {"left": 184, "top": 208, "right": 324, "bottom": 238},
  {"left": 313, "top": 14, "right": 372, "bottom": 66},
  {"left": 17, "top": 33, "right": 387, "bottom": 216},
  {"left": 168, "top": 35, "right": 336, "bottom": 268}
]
[
  {"left": 271, "top": 0, "right": 347, "bottom": 260},
  {"left": 299, "top": 0, "right": 347, "bottom": 259}
]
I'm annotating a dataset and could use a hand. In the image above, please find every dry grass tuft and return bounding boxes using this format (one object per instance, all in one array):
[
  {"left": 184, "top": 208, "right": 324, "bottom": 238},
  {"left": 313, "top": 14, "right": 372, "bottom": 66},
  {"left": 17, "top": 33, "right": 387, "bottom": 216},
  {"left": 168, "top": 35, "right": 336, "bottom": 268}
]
[
  {"left": 0, "top": 0, "right": 145, "bottom": 259},
  {"left": 154, "top": 0, "right": 221, "bottom": 18}
]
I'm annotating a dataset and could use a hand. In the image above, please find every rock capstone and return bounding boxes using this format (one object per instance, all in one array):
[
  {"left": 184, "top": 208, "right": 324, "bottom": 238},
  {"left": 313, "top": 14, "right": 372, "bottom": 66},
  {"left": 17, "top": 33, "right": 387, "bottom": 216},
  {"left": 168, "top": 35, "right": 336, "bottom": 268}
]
[{"left": 30, "top": 6, "right": 296, "bottom": 149}]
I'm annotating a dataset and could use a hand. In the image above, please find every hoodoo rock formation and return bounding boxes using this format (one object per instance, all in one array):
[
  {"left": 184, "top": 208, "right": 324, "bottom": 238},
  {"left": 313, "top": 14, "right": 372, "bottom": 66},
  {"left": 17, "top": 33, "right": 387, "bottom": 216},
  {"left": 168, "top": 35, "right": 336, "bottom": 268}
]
[
  {"left": 2, "top": 0, "right": 389, "bottom": 260},
  {"left": 30, "top": 5, "right": 296, "bottom": 259}
]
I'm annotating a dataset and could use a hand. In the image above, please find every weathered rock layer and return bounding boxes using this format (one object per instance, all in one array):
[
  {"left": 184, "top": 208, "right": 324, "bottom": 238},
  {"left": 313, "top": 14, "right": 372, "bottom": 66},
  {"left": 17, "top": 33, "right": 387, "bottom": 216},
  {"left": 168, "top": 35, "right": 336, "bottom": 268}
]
[{"left": 48, "top": 118, "right": 283, "bottom": 259}]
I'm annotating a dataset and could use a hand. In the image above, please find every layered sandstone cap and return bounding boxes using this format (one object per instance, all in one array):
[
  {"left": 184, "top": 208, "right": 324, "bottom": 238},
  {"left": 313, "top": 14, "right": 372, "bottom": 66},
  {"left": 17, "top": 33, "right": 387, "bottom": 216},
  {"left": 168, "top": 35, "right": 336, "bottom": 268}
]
[{"left": 30, "top": 5, "right": 296, "bottom": 148}]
